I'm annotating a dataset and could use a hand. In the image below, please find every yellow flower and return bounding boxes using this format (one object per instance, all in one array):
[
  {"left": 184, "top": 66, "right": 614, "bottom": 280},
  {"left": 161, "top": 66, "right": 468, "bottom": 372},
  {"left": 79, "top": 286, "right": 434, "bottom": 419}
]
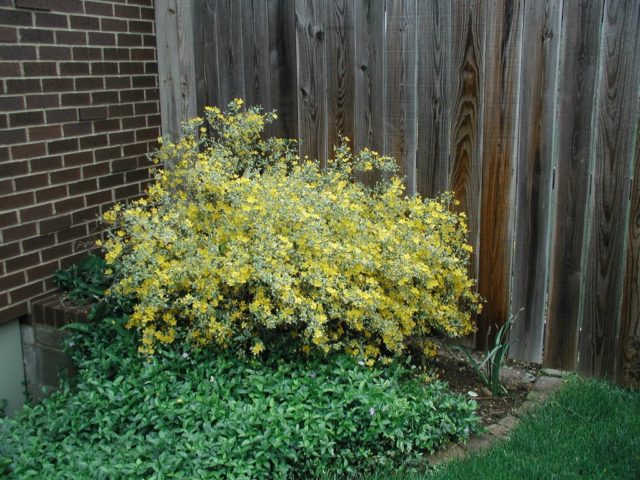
[{"left": 251, "top": 341, "right": 265, "bottom": 356}]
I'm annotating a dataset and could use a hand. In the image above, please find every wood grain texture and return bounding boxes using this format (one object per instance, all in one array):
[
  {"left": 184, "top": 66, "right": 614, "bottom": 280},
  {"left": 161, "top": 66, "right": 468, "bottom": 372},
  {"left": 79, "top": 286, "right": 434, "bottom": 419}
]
[
  {"left": 619, "top": 102, "right": 640, "bottom": 387},
  {"left": 268, "top": 0, "right": 298, "bottom": 139},
  {"left": 154, "top": 0, "right": 198, "bottom": 141},
  {"left": 416, "top": 0, "right": 451, "bottom": 198},
  {"left": 578, "top": 0, "right": 640, "bottom": 379},
  {"left": 326, "top": 0, "right": 355, "bottom": 155},
  {"left": 477, "top": 0, "right": 523, "bottom": 350},
  {"left": 241, "top": 0, "right": 272, "bottom": 123},
  {"left": 385, "top": 0, "right": 418, "bottom": 195},
  {"left": 192, "top": 0, "right": 220, "bottom": 112},
  {"left": 449, "top": 0, "right": 485, "bottom": 289},
  {"left": 544, "top": 0, "right": 604, "bottom": 370},
  {"left": 295, "top": 0, "right": 328, "bottom": 165},
  {"left": 353, "top": 0, "right": 385, "bottom": 186},
  {"left": 215, "top": 0, "right": 246, "bottom": 106},
  {"left": 509, "top": 0, "right": 561, "bottom": 363}
]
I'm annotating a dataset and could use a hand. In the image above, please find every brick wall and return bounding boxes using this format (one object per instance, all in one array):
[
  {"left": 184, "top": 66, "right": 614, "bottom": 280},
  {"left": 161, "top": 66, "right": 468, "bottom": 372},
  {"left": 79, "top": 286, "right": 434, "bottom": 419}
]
[{"left": 0, "top": 0, "right": 160, "bottom": 324}]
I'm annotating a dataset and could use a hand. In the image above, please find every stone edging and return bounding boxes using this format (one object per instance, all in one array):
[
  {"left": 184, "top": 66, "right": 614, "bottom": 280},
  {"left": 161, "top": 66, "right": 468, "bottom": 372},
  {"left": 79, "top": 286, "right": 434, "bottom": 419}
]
[{"left": 426, "top": 369, "right": 569, "bottom": 466}]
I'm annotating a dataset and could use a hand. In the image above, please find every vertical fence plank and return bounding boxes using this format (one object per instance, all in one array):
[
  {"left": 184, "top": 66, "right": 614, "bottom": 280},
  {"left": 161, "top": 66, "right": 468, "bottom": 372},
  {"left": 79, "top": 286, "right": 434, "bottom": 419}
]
[
  {"left": 295, "top": 0, "right": 328, "bottom": 164},
  {"left": 416, "top": 0, "right": 451, "bottom": 199},
  {"left": 578, "top": 0, "right": 640, "bottom": 379},
  {"left": 476, "top": 0, "right": 523, "bottom": 349},
  {"left": 353, "top": 0, "right": 385, "bottom": 186},
  {"left": 385, "top": 0, "right": 418, "bottom": 194},
  {"left": 544, "top": 0, "right": 604, "bottom": 370},
  {"left": 326, "top": 0, "right": 355, "bottom": 155},
  {"left": 619, "top": 110, "right": 640, "bottom": 387},
  {"left": 268, "top": 0, "right": 298, "bottom": 139},
  {"left": 192, "top": 0, "right": 220, "bottom": 113},
  {"left": 449, "top": 0, "right": 485, "bottom": 288},
  {"left": 509, "top": 0, "right": 561, "bottom": 362},
  {"left": 241, "top": 0, "right": 272, "bottom": 125},
  {"left": 154, "top": 0, "right": 198, "bottom": 140},
  {"left": 215, "top": 0, "right": 246, "bottom": 106}
]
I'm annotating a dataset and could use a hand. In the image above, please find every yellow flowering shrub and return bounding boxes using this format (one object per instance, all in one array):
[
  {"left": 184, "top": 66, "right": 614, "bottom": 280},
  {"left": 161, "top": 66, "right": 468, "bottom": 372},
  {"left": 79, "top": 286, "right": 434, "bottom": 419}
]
[{"left": 101, "top": 99, "right": 481, "bottom": 361}]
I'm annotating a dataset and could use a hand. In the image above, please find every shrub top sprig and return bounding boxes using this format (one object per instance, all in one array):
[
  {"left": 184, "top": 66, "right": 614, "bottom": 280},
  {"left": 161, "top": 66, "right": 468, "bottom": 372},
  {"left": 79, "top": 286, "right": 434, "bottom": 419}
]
[{"left": 100, "top": 99, "right": 481, "bottom": 362}]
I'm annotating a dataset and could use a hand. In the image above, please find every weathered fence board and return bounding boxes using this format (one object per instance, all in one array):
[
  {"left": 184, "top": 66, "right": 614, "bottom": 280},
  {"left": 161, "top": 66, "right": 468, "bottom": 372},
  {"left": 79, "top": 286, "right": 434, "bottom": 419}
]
[
  {"left": 509, "top": 0, "right": 561, "bottom": 363},
  {"left": 544, "top": 0, "right": 604, "bottom": 370},
  {"left": 155, "top": 0, "right": 640, "bottom": 386},
  {"left": 476, "top": 0, "right": 523, "bottom": 349},
  {"left": 416, "top": 0, "right": 451, "bottom": 198},
  {"left": 578, "top": 0, "right": 640, "bottom": 379}
]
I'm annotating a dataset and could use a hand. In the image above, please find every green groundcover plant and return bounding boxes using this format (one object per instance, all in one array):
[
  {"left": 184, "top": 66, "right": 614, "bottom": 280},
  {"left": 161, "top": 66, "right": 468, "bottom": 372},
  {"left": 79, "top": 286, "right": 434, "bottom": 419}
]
[
  {"left": 100, "top": 99, "right": 481, "bottom": 362},
  {"left": 0, "top": 299, "right": 479, "bottom": 479}
]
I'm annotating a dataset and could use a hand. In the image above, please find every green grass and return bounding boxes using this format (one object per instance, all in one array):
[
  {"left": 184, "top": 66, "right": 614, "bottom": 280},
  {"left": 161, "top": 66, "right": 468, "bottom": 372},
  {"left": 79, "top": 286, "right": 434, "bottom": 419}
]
[{"left": 366, "top": 376, "right": 640, "bottom": 479}]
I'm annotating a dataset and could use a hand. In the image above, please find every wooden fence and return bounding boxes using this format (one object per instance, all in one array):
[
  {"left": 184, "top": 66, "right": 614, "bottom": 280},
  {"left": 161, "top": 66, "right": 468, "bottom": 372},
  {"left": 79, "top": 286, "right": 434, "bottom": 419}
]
[{"left": 154, "top": 0, "right": 640, "bottom": 387}]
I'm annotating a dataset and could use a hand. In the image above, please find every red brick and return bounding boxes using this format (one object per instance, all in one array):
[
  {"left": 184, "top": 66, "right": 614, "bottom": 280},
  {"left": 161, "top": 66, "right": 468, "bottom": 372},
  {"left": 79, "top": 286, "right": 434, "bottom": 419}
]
[
  {"left": 26, "top": 93, "right": 59, "bottom": 108},
  {"left": 117, "top": 33, "right": 141, "bottom": 47},
  {"left": 101, "top": 18, "right": 127, "bottom": 32},
  {"left": 11, "top": 143, "right": 47, "bottom": 160},
  {"left": 0, "top": 26, "right": 17, "bottom": 42},
  {"left": 90, "top": 61, "right": 117, "bottom": 75},
  {"left": 19, "top": 27, "right": 53, "bottom": 43},
  {"left": 62, "top": 121, "right": 92, "bottom": 136},
  {"left": 120, "top": 89, "right": 143, "bottom": 102},
  {"left": 128, "top": 20, "right": 152, "bottom": 33},
  {"left": 130, "top": 48, "right": 154, "bottom": 61},
  {"left": 50, "top": 167, "right": 81, "bottom": 184},
  {"left": 119, "top": 61, "right": 144, "bottom": 75},
  {"left": 54, "top": 196, "right": 84, "bottom": 213},
  {"left": 68, "top": 178, "right": 97, "bottom": 195},
  {"left": 0, "top": 44, "right": 36, "bottom": 59},
  {"left": 103, "top": 46, "right": 129, "bottom": 60},
  {"left": 94, "top": 119, "right": 119, "bottom": 132},
  {"left": 38, "top": 45, "right": 70, "bottom": 59},
  {"left": 0, "top": 211, "right": 18, "bottom": 228},
  {"left": 30, "top": 155, "right": 62, "bottom": 171},
  {"left": 42, "top": 243, "right": 73, "bottom": 262},
  {"left": 0, "top": 9, "right": 33, "bottom": 27},
  {"left": 14, "top": 172, "right": 48, "bottom": 191},
  {"left": 134, "top": 101, "right": 157, "bottom": 115},
  {"left": 6, "top": 78, "right": 40, "bottom": 94},
  {"left": 85, "top": 1, "right": 113, "bottom": 16},
  {"left": 95, "top": 146, "right": 120, "bottom": 161},
  {"left": 0, "top": 241, "right": 20, "bottom": 260},
  {"left": 6, "top": 251, "right": 40, "bottom": 273},
  {"left": 109, "top": 131, "right": 134, "bottom": 144},
  {"left": 27, "top": 260, "right": 58, "bottom": 282},
  {"left": 10, "top": 281, "right": 44, "bottom": 303},
  {"left": 0, "top": 127, "right": 27, "bottom": 146},
  {"left": 0, "top": 61, "right": 20, "bottom": 76},
  {"left": 122, "top": 143, "right": 147, "bottom": 156},
  {"left": 0, "top": 191, "right": 34, "bottom": 209},
  {"left": 88, "top": 31, "right": 114, "bottom": 45},
  {"left": 72, "top": 206, "right": 99, "bottom": 223},
  {"left": 79, "top": 106, "right": 107, "bottom": 120},
  {"left": 69, "top": 15, "right": 99, "bottom": 30},
  {"left": 0, "top": 95, "right": 23, "bottom": 111},
  {"left": 22, "top": 233, "right": 54, "bottom": 252},
  {"left": 46, "top": 108, "right": 77, "bottom": 123},
  {"left": 3, "top": 221, "right": 37, "bottom": 242},
  {"left": 35, "top": 12, "right": 67, "bottom": 28},
  {"left": 48, "top": 138, "right": 78, "bottom": 154},
  {"left": 91, "top": 90, "right": 119, "bottom": 104},
  {"left": 39, "top": 214, "right": 71, "bottom": 234},
  {"left": 82, "top": 161, "right": 110, "bottom": 178},
  {"left": 79, "top": 134, "right": 107, "bottom": 149},
  {"left": 85, "top": 190, "right": 112, "bottom": 206},
  {"left": 108, "top": 104, "right": 134, "bottom": 117},
  {"left": 1, "top": 161, "right": 29, "bottom": 177},
  {"left": 60, "top": 92, "right": 90, "bottom": 106},
  {"left": 105, "top": 76, "right": 130, "bottom": 89},
  {"left": 20, "top": 203, "right": 53, "bottom": 222},
  {"left": 142, "top": 35, "right": 154, "bottom": 47},
  {"left": 23, "top": 61, "right": 57, "bottom": 76},
  {"left": 55, "top": 30, "right": 86, "bottom": 45},
  {"left": 29, "top": 125, "right": 61, "bottom": 141},
  {"left": 15, "top": 0, "right": 51, "bottom": 11},
  {"left": 64, "top": 151, "right": 93, "bottom": 166},
  {"left": 9, "top": 110, "right": 44, "bottom": 127},
  {"left": 114, "top": 183, "right": 139, "bottom": 200},
  {"left": 35, "top": 185, "right": 66, "bottom": 202},
  {"left": 52, "top": 0, "right": 83, "bottom": 13},
  {"left": 114, "top": 4, "right": 139, "bottom": 18},
  {"left": 140, "top": 6, "right": 154, "bottom": 20},
  {"left": 42, "top": 78, "right": 74, "bottom": 91},
  {"left": 72, "top": 46, "right": 101, "bottom": 61},
  {"left": 0, "top": 302, "right": 29, "bottom": 325},
  {"left": 74, "top": 77, "right": 104, "bottom": 92},
  {"left": 0, "top": 272, "right": 26, "bottom": 291},
  {"left": 60, "top": 61, "right": 89, "bottom": 75}
]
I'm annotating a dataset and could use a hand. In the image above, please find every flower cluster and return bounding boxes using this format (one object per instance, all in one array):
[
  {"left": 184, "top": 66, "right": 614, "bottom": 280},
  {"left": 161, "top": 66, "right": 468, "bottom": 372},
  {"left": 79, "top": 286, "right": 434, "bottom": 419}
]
[{"left": 101, "top": 99, "right": 481, "bottom": 362}]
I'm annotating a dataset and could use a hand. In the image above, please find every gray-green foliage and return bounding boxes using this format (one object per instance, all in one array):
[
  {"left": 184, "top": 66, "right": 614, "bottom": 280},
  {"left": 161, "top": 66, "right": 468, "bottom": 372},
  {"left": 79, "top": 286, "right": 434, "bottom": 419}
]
[{"left": 0, "top": 305, "right": 479, "bottom": 479}]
